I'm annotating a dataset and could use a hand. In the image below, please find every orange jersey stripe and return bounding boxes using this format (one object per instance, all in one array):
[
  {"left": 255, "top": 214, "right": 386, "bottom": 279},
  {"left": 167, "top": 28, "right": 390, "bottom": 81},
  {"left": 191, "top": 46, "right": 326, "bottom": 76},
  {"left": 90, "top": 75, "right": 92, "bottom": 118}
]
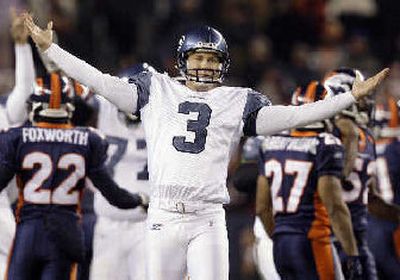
[
  {"left": 393, "top": 225, "right": 400, "bottom": 259},
  {"left": 49, "top": 73, "right": 62, "bottom": 109},
  {"left": 308, "top": 192, "right": 335, "bottom": 279},
  {"left": 15, "top": 175, "right": 25, "bottom": 224},
  {"left": 36, "top": 122, "right": 73, "bottom": 129},
  {"left": 290, "top": 130, "right": 319, "bottom": 137},
  {"left": 308, "top": 192, "right": 331, "bottom": 240},
  {"left": 305, "top": 81, "right": 318, "bottom": 103},
  {"left": 358, "top": 128, "right": 367, "bottom": 152},
  {"left": 70, "top": 263, "right": 78, "bottom": 280},
  {"left": 388, "top": 96, "right": 399, "bottom": 128},
  {"left": 311, "top": 239, "right": 335, "bottom": 280}
]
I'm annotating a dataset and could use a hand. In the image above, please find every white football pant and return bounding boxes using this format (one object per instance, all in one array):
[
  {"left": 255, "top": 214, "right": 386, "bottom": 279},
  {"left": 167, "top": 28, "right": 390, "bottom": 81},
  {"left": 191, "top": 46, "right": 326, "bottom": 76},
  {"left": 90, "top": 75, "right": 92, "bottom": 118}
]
[
  {"left": 253, "top": 216, "right": 280, "bottom": 280},
  {"left": 90, "top": 217, "right": 147, "bottom": 280},
  {"left": 0, "top": 194, "right": 15, "bottom": 279},
  {"left": 146, "top": 204, "right": 228, "bottom": 280}
]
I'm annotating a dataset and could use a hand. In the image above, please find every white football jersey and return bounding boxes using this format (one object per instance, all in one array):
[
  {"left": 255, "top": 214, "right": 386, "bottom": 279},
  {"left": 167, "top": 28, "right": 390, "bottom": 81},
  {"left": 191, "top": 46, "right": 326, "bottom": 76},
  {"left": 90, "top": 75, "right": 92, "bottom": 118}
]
[
  {"left": 0, "top": 97, "right": 11, "bottom": 207},
  {"left": 131, "top": 71, "right": 270, "bottom": 204},
  {"left": 93, "top": 96, "right": 149, "bottom": 221}
]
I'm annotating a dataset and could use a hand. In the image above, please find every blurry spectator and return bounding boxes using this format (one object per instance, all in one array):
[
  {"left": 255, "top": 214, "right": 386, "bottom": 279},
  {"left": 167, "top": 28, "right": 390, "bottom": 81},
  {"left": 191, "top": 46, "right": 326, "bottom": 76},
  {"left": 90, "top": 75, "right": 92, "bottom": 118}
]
[
  {"left": 288, "top": 43, "right": 319, "bottom": 86},
  {"left": 326, "top": 0, "right": 377, "bottom": 37},
  {"left": 267, "top": 0, "right": 326, "bottom": 61},
  {"left": 346, "top": 33, "right": 381, "bottom": 75},
  {"left": 244, "top": 34, "right": 274, "bottom": 87},
  {"left": 256, "top": 68, "right": 294, "bottom": 104},
  {"left": 309, "top": 19, "right": 347, "bottom": 76}
]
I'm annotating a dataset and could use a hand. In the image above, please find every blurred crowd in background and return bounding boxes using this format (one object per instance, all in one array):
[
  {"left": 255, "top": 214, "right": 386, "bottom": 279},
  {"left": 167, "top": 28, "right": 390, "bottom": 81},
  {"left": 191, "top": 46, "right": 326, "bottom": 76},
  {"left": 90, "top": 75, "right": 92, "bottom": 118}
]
[{"left": 1, "top": 0, "right": 400, "bottom": 279}]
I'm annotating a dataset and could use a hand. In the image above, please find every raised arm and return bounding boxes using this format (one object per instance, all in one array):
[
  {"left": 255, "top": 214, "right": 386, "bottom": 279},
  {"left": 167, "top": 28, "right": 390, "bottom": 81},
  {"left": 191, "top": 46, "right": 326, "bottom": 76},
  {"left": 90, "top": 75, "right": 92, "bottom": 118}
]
[
  {"left": 256, "top": 69, "right": 389, "bottom": 136},
  {"left": 24, "top": 14, "right": 138, "bottom": 114},
  {"left": 334, "top": 117, "right": 359, "bottom": 178},
  {"left": 7, "top": 11, "right": 35, "bottom": 125}
]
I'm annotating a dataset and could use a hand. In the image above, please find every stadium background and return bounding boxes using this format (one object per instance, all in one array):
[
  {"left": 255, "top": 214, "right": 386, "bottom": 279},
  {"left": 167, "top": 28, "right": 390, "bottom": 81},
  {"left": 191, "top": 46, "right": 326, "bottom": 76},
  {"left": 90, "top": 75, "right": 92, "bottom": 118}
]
[{"left": 1, "top": 0, "right": 400, "bottom": 279}]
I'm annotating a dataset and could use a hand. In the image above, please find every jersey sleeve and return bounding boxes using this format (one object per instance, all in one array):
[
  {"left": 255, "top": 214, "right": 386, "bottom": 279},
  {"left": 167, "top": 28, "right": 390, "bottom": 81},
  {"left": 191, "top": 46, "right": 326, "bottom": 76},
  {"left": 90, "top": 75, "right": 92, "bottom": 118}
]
[
  {"left": 128, "top": 71, "right": 153, "bottom": 115},
  {"left": 6, "top": 44, "right": 35, "bottom": 125},
  {"left": 315, "top": 134, "right": 344, "bottom": 178},
  {"left": 87, "top": 128, "right": 109, "bottom": 172},
  {"left": 257, "top": 138, "right": 268, "bottom": 176},
  {"left": 44, "top": 44, "right": 138, "bottom": 114},
  {"left": 242, "top": 90, "right": 272, "bottom": 136},
  {"left": 86, "top": 129, "right": 143, "bottom": 209},
  {"left": 255, "top": 92, "right": 355, "bottom": 136}
]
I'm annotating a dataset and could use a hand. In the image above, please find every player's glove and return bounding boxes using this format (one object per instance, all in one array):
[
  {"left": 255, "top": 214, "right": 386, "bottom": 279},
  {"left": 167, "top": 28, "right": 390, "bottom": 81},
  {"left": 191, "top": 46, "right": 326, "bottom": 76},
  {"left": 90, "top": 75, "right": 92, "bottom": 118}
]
[{"left": 344, "top": 255, "right": 363, "bottom": 280}]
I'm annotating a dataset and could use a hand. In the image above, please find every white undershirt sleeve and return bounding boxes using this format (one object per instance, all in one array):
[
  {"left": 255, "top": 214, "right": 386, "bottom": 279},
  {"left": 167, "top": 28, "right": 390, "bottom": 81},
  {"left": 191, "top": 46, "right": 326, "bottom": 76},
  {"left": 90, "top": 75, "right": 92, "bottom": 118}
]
[
  {"left": 256, "top": 92, "right": 356, "bottom": 136},
  {"left": 44, "top": 43, "right": 138, "bottom": 113},
  {"left": 6, "top": 44, "right": 35, "bottom": 125}
]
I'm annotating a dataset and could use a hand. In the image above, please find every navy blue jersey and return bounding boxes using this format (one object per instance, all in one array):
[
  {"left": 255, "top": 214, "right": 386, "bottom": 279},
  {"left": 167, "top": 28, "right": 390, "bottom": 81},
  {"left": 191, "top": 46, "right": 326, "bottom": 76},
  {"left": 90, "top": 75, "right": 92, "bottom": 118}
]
[
  {"left": 334, "top": 126, "right": 376, "bottom": 233},
  {"left": 0, "top": 123, "right": 109, "bottom": 219},
  {"left": 375, "top": 138, "right": 400, "bottom": 206},
  {"left": 259, "top": 131, "right": 344, "bottom": 239}
]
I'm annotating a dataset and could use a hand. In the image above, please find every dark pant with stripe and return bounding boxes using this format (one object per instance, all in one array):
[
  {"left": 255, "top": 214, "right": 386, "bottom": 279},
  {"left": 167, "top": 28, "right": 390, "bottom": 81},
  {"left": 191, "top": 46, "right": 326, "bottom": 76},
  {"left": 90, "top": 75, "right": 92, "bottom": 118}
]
[
  {"left": 273, "top": 233, "right": 340, "bottom": 280},
  {"left": 6, "top": 218, "right": 76, "bottom": 280},
  {"left": 335, "top": 230, "right": 378, "bottom": 280},
  {"left": 368, "top": 216, "right": 400, "bottom": 280}
]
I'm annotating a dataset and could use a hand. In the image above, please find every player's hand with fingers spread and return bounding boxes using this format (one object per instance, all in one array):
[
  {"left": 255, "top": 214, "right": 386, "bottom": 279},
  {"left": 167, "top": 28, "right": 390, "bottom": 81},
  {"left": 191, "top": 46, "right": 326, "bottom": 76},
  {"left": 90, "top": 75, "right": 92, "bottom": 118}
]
[
  {"left": 352, "top": 68, "right": 390, "bottom": 100},
  {"left": 23, "top": 13, "right": 53, "bottom": 51}
]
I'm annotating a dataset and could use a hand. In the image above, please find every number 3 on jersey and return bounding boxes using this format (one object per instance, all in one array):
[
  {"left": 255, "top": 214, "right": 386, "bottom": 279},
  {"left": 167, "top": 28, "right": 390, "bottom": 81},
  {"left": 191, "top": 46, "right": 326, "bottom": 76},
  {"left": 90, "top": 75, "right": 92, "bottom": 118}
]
[{"left": 173, "top": 101, "right": 212, "bottom": 154}]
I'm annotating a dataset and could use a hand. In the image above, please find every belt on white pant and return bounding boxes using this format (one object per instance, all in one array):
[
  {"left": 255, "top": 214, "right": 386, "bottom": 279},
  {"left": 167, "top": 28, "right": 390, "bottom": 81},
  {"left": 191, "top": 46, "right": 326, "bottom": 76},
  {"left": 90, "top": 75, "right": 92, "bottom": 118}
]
[{"left": 149, "top": 198, "right": 222, "bottom": 214}]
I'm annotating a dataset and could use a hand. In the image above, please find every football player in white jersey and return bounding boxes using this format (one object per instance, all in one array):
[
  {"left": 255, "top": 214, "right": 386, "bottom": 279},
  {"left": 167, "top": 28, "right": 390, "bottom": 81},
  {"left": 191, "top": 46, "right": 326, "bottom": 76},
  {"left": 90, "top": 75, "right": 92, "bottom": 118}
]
[
  {"left": 0, "top": 11, "right": 34, "bottom": 278},
  {"left": 26, "top": 15, "right": 388, "bottom": 280},
  {"left": 89, "top": 64, "right": 151, "bottom": 280},
  {"left": 0, "top": 99, "right": 15, "bottom": 279}
]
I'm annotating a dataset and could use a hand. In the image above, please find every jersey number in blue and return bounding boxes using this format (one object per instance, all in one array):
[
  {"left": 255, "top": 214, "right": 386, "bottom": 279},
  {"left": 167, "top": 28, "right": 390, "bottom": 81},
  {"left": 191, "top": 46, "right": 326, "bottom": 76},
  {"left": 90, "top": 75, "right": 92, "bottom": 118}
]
[
  {"left": 173, "top": 101, "right": 212, "bottom": 154},
  {"left": 105, "top": 136, "right": 148, "bottom": 180}
]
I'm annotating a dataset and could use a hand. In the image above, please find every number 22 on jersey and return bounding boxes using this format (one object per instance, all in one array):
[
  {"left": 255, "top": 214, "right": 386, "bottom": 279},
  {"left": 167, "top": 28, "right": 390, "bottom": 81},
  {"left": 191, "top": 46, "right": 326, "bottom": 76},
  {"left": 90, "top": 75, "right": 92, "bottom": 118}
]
[
  {"left": 22, "top": 152, "right": 85, "bottom": 204},
  {"left": 264, "top": 159, "right": 313, "bottom": 213}
]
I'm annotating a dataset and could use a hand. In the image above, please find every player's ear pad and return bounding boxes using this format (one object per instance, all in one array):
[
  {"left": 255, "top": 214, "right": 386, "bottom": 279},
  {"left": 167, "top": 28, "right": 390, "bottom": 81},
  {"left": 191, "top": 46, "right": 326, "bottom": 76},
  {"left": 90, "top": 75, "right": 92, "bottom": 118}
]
[{"left": 44, "top": 210, "right": 85, "bottom": 262}]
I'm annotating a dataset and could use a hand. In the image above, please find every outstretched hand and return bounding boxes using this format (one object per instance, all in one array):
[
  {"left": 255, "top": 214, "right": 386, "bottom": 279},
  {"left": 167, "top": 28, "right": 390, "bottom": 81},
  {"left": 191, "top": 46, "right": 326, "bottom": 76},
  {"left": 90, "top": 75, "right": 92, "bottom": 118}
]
[
  {"left": 23, "top": 13, "right": 53, "bottom": 51},
  {"left": 10, "top": 8, "right": 29, "bottom": 44},
  {"left": 352, "top": 68, "right": 390, "bottom": 100}
]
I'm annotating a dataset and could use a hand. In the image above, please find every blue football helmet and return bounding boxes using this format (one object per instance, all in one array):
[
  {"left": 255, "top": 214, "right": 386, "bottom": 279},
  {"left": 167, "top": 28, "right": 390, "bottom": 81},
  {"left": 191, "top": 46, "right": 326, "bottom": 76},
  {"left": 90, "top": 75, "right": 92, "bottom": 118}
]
[
  {"left": 29, "top": 73, "right": 75, "bottom": 124},
  {"left": 323, "top": 67, "right": 373, "bottom": 126},
  {"left": 291, "top": 80, "right": 328, "bottom": 130},
  {"left": 177, "top": 26, "right": 230, "bottom": 84}
]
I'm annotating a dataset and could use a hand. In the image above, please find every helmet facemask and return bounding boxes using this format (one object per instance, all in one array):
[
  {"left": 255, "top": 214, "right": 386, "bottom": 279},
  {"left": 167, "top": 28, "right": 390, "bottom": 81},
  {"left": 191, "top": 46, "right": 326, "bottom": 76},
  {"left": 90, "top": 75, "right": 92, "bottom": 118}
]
[{"left": 180, "top": 49, "right": 227, "bottom": 84}]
